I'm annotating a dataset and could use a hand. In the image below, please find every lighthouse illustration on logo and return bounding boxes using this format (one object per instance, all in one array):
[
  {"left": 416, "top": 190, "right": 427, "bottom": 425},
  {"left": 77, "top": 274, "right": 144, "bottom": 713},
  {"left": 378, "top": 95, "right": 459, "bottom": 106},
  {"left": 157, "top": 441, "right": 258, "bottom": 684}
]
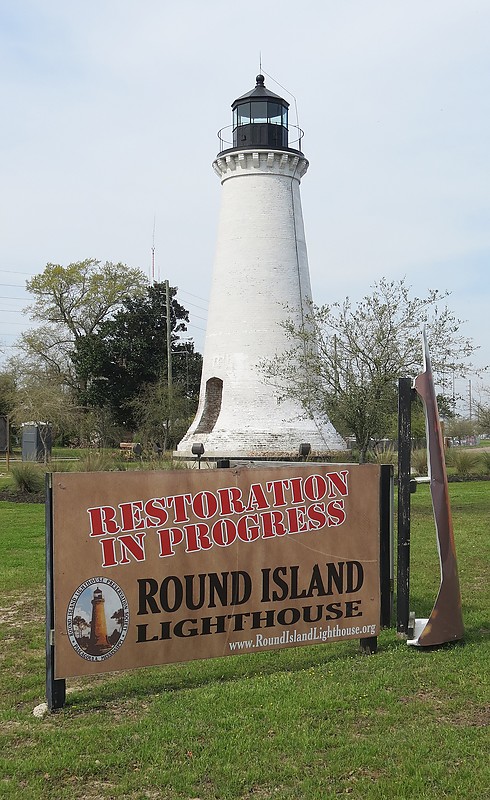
[
  {"left": 177, "top": 75, "right": 345, "bottom": 458},
  {"left": 88, "top": 586, "right": 111, "bottom": 655}
]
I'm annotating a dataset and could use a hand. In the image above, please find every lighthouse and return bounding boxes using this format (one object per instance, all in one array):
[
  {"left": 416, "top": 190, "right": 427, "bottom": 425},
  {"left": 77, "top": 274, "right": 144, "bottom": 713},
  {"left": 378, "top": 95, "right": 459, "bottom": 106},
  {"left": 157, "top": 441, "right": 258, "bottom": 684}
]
[
  {"left": 177, "top": 75, "right": 345, "bottom": 459},
  {"left": 88, "top": 587, "right": 111, "bottom": 654}
]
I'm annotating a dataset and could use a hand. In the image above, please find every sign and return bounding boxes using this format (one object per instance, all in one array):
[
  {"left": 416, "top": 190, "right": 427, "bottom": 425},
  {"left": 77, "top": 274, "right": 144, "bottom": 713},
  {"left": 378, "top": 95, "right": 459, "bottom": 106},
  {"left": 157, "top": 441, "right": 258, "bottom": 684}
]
[{"left": 51, "top": 464, "right": 382, "bottom": 679}]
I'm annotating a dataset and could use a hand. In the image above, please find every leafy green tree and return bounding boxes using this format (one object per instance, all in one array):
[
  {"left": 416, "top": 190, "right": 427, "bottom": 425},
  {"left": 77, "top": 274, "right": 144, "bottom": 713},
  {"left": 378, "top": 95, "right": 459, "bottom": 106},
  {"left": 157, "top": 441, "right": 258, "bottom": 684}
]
[
  {"left": 10, "top": 374, "right": 84, "bottom": 461},
  {"left": 12, "top": 261, "right": 202, "bottom": 445},
  {"left": 475, "top": 387, "right": 490, "bottom": 435},
  {"left": 73, "top": 616, "right": 89, "bottom": 640},
  {"left": 446, "top": 417, "right": 476, "bottom": 444},
  {"left": 17, "top": 259, "right": 147, "bottom": 391},
  {"left": 26, "top": 259, "right": 147, "bottom": 337},
  {"left": 130, "top": 378, "right": 190, "bottom": 452},
  {"left": 436, "top": 393, "right": 457, "bottom": 421},
  {"left": 476, "top": 405, "right": 490, "bottom": 434},
  {"left": 263, "top": 278, "right": 479, "bottom": 462},
  {"left": 172, "top": 342, "right": 203, "bottom": 407},
  {"left": 385, "top": 392, "right": 456, "bottom": 446},
  {"left": 111, "top": 608, "right": 125, "bottom": 633},
  {"left": 74, "top": 283, "right": 202, "bottom": 432},
  {"left": 0, "top": 371, "right": 17, "bottom": 418}
]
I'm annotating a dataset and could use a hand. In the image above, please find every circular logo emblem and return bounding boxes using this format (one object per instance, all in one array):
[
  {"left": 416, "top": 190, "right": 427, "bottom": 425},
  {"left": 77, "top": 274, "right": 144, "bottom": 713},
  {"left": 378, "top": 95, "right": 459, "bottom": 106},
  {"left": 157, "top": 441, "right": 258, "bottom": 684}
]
[{"left": 66, "top": 577, "right": 129, "bottom": 662}]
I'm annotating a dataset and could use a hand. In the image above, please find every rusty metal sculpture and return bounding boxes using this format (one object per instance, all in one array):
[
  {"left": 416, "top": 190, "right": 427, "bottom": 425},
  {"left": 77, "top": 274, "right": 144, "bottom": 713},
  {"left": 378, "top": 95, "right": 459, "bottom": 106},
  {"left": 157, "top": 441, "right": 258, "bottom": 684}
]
[{"left": 408, "top": 330, "right": 464, "bottom": 646}]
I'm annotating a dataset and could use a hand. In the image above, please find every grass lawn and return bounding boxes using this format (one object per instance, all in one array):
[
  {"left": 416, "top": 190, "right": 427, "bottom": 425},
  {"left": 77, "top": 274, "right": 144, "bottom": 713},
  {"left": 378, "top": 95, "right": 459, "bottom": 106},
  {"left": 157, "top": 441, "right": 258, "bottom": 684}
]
[{"left": 0, "top": 483, "right": 488, "bottom": 799}]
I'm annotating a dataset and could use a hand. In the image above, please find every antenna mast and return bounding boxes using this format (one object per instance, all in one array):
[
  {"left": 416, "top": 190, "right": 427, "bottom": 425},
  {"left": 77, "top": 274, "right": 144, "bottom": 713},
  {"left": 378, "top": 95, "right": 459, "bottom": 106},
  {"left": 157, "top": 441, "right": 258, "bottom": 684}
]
[{"left": 151, "top": 216, "right": 156, "bottom": 283}]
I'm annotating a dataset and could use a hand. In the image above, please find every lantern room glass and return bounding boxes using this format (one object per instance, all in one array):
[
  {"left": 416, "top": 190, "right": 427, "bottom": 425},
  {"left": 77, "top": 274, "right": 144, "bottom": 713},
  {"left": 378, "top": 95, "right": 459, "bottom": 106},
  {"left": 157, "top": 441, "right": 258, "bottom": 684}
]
[
  {"left": 251, "top": 101, "right": 267, "bottom": 123},
  {"left": 236, "top": 104, "right": 250, "bottom": 125},
  {"left": 231, "top": 99, "right": 289, "bottom": 149},
  {"left": 268, "top": 102, "right": 283, "bottom": 126}
]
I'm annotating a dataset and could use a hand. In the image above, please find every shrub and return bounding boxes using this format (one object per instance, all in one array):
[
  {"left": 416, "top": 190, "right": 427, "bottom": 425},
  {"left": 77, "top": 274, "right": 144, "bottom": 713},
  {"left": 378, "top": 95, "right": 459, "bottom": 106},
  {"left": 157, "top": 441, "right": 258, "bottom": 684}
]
[
  {"left": 447, "top": 449, "right": 479, "bottom": 478},
  {"left": 325, "top": 450, "right": 356, "bottom": 464},
  {"left": 478, "top": 450, "right": 490, "bottom": 475},
  {"left": 48, "top": 460, "right": 76, "bottom": 473},
  {"left": 368, "top": 446, "right": 396, "bottom": 466},
  {"left": 10, "top": 463, "right": 45, "bottom": 494},
  {"left": 75, "top": 451, "right": 122, "bottom": 472},
  {"left": 445, "top": 447, "right": 455, "bottom": 468},
  {"left": 139, "top": 456, "right": 189, "bottom": 470},
  {"left": 411, "top": 449, "right": 428, "bottom": 476}
]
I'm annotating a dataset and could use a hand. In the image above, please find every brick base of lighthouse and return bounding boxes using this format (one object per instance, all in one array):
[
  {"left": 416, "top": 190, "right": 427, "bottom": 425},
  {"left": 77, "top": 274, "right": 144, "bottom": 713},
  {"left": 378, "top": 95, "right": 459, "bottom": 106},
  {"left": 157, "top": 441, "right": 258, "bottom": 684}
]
[{"left": 176, "top": 425, "right": 346, "bottom": 462}]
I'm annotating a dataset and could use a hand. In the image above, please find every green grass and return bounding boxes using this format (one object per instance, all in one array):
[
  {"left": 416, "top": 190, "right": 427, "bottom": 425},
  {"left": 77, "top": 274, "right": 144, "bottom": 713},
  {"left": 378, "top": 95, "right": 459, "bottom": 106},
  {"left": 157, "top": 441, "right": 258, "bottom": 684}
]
[{"left": 0, "top": 484, "right": 489, "bottom": 799}]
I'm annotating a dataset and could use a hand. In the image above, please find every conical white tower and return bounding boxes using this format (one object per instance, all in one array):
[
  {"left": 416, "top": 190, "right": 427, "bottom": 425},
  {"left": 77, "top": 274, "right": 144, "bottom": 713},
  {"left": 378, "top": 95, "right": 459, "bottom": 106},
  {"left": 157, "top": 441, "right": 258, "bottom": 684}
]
[{"left": 177, "top": 75, "right": 345, "bottom": 459}]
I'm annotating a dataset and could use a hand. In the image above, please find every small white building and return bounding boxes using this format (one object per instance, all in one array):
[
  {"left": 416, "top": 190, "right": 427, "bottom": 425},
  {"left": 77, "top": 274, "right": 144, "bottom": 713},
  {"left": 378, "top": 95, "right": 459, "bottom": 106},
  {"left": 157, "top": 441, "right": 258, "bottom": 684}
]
[{"left": 177, "top": 75, "right": 345, "bottom": 459}]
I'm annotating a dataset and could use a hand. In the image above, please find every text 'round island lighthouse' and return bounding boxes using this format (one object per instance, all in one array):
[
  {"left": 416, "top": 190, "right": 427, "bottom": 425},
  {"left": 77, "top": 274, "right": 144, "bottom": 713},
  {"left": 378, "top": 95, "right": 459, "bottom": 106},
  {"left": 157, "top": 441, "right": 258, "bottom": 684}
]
[{"left": 177, "top": 75, "right": 346, "bottom": 459}]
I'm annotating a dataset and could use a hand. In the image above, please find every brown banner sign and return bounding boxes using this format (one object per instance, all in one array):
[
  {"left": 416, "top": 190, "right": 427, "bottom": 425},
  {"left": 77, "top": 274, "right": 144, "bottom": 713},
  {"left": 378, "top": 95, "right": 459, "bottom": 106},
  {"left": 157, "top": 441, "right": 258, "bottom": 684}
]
[{"left": 51, "top": 464, "right": 382, "bottom": 678}]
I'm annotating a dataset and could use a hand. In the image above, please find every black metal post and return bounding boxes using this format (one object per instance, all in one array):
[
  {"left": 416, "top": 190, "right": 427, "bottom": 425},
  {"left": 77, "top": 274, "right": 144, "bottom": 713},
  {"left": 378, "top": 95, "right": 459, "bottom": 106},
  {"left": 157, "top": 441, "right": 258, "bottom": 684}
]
[
  {"left": 397, "top": 378, "right": 413, "bottom": 635},
  {"left": 358, "top": 464, "right": 393, "bottom": 654},
  {"left": 359, "top": 636, "right": 378, "bottom": 654},
  {"left": 379, "top": 464, "right": 394, "bottom": 628},
  {"left": 46, "top": 474, "right": 66, "bottom": 711}
]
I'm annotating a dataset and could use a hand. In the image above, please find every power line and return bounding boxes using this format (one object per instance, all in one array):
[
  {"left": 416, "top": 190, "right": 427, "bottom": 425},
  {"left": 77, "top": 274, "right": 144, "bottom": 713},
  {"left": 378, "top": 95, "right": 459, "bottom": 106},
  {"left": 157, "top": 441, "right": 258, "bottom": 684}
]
[
  {"left": 187, "top": 313, "right": 207, "bottom": 322},
  {"left": 0, "top": 268, "right": 35, "bottom": 276},
  {"left": 0, "top": 280, "right": 209, "bottom": 305},
  {"left": 180, "top": 299, "right": 209, "bottom": 312},
  {"left": 178, "top": 288, "right": 209, "bottom": 305},
  {"left": 0, "top": 296, "right": 29, "bottom": 302}
]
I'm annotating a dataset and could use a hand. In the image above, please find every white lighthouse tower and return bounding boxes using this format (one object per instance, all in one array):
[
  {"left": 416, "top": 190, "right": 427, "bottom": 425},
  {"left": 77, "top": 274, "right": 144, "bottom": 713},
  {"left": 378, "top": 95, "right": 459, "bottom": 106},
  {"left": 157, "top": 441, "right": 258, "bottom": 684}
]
[{"left": 177, "top": 75, "right": 345, "bottom": 459}]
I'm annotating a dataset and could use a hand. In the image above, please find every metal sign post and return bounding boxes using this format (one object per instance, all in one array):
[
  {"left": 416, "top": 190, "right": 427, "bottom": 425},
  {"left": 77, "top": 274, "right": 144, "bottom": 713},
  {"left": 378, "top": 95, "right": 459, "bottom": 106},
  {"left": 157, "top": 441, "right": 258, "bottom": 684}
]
[
  {"left": 397, "top": 377, "right": 414, "bottom": 636},
  {"left": 45, "top": 474, "right": 66, "bottom": 711}
]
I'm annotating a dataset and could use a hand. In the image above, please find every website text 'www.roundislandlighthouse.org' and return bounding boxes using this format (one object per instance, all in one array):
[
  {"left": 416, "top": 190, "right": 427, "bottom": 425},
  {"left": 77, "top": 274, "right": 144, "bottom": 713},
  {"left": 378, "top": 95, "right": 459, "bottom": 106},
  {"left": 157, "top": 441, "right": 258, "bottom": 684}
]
[{"left": 228, "top": 623, "right": 377, "bottom": 652}]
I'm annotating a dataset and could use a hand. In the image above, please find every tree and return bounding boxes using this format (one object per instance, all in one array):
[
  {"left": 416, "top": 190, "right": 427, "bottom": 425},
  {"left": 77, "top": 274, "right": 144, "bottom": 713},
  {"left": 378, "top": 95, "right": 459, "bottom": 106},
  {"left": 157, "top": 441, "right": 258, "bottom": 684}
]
[
  {"left": 172, "top": 342, "right": 203, "bottom": 407},
  {"left": 111, "top": 608, "right": 125, "bottom": 633},
  {"left": 0, "top": 371, "right": 17, "bottom": 418},
  {"left": 475, "top": 386, "right": 490, "bottom": 435},
  {"left": 73, "top": 282, "right": 202, "bottom": 433},
  {"left": 446, "top": 417, "right": 476, "bottom": 444},
  {"left": 435, "top": 393, "right": 456, "bottom": 421},
  {"left": 17, "top": 259, "right": 148, "bottom": 391},
  {"left": 13, "top": 261, "right": 203, "bottom": 446},
  {"left": 476, "top": 407, "right": 490, "bottom": 434},
  {"left": 476, "top": 405, "right": 490, "bottom": 434},
  {"left": 263, "top": 278, "right": 479, "bottom": 462},
  {"left": 10, "top": 374, "right": 84, "bottom": 461},
  {"left": 130, "top": 377, "right": 191, "bottom": 452},
  {"left": 73, "top": 616, "right": 89, "bottom": 641},
  {"left": 26, "top": 259, "right": 148, "bottom": 338}
]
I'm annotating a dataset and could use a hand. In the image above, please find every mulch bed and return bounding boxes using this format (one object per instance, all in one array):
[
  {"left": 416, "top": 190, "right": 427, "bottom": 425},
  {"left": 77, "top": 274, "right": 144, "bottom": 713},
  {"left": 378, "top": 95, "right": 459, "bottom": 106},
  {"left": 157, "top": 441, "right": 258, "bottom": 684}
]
[{"left": 0, "top": 490, "right": 45, "bottom": 503}]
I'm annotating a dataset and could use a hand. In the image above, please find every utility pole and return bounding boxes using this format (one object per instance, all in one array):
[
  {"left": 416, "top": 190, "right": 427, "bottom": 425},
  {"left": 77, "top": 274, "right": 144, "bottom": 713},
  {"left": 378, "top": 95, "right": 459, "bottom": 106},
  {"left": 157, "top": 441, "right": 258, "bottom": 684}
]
[
  {"left": 165, "top": 279, "right": 173, "bottom": 449},
  {"left": 165, "top": 279, "right": 172, "bottom": 389}
]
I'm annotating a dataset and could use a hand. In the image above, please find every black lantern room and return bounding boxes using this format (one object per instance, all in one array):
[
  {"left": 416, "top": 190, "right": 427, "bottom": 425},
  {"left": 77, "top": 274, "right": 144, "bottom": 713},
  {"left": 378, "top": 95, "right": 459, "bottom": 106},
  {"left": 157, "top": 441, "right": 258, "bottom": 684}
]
[{"left": 231, "top": 74, "right": 289, "bottom": 150}]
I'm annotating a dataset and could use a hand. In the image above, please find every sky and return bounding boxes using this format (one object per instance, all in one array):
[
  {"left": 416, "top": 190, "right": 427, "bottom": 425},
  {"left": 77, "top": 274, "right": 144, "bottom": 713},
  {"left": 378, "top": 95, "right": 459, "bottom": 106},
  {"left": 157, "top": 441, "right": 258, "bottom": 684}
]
[{"left": 1, "top": 0, "right": 489, "bottom": 413}]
